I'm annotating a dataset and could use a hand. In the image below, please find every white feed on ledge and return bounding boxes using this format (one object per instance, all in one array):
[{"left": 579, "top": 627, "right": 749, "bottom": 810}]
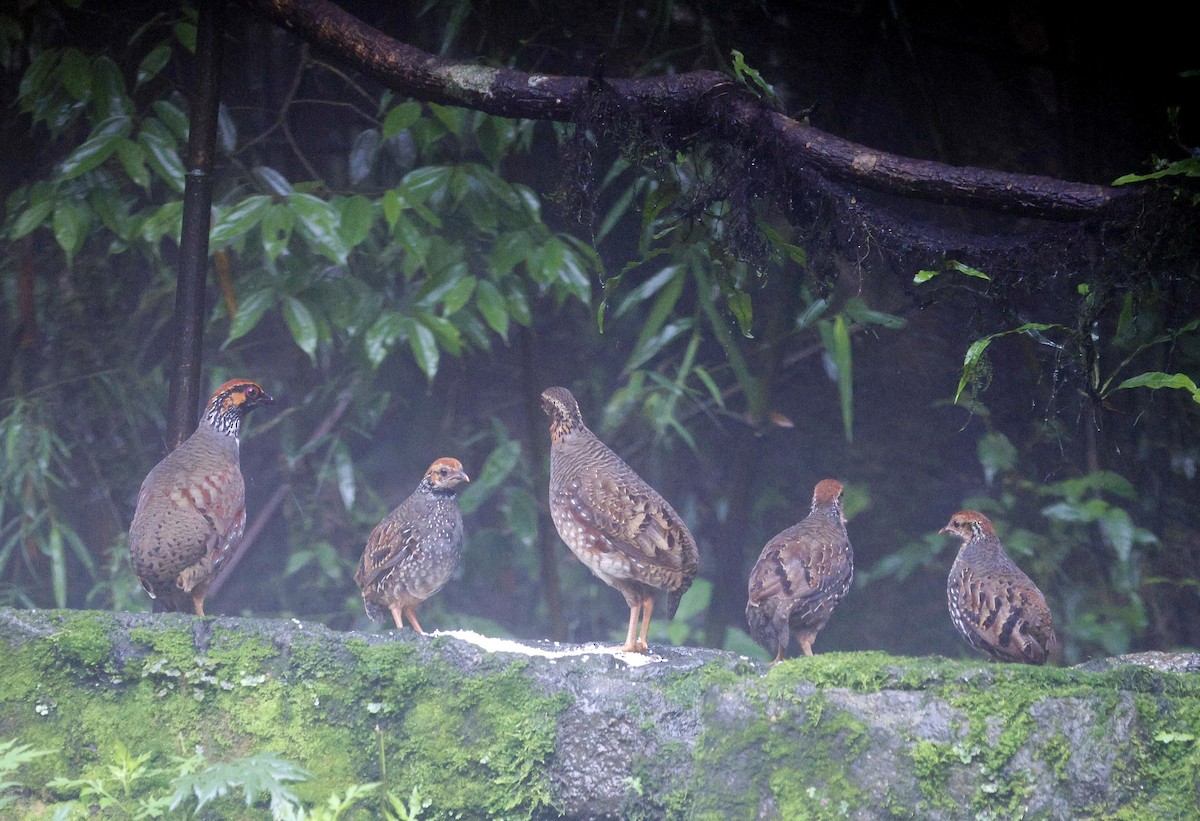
[{"left": 429, "top": 628, "right": 663, "bottom": 667}]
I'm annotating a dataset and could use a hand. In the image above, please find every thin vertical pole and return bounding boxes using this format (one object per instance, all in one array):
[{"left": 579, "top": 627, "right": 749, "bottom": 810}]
[{"left": 167, "top": 0, "right": 224, "bottom": 448}]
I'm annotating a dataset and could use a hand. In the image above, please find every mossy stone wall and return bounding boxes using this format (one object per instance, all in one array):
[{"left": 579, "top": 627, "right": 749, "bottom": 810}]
[{"left": 1, "top": 609, "right": 1198, "bottom": 819}]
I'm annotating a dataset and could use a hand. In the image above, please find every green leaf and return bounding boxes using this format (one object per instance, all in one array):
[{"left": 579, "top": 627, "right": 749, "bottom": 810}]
[
  {"left": 225, "top": 289, "right": 274, "bottom": 345},
  {"left": 348, "top": 129, "right": 379, "bottom": 184},
  {"left": 948, "top": 260, "right": 991, "bottom": 280},
  {"left": 820, "top": 314, "right": 854, "bottom": 442},
  {"left": 209, "top": 195, "right": 270, "bottom": 248},
  {"left": 10, "top": 195, "right": 55, "bottom": 240},
  {"left": 672, "top": 577, "right": 712, "bottom": 622},
  {"left": 729, "top": 49, "right": 776, "bottom": 102},
  {"left": 253, "top": 166, "right": 293, "bottom": 196},
  {"left": 290, "top": 193, "right": 348, "bottom": 264},
  {"left": 364, "top": 311, "right": 406, "bottom": 367},
  {"left": 913, "top": 269, "right": 940, "bottom": 284},
  {"left": 727, "top": 290, "right": 753, "bottom": 337},
  {"left": 139, "top": 200, "right": 183, "bottom": 244},
  {"left": 152, "top": 99, "right": 190, "bottom": 142},
  {"left": 333, "top": 442, "right": 356, "bottom": 511},
  {"left": 505, "top": 282, "right": 532, "bottom": 327},
  {"left": 954, "top": 323, "right": 1061, "bottom": 403},
  {"left": 1100, "top": 507, "right": 1135, "bottom": 564},
  {"left": 1041, "top": 498, "right": 1108, "bottom": 524},
  {"left": 115, "top": 138, "right": 150, "bottom": 189},
  {"left": 441, "top": 273, "right": 476, "bottom": 316},
  {"left": 90, "top": 55, "right": 130, "bottom": 120},
  {"left": 260, "top": 204, "right": 294, "bottom": 262},
  {"left": 408, "top": 320, "right": 439, "bottom": 380},
  {"left": 1113, "top": 158, "right": 1200, "bottom": 185},
  {"left": 168, "top": 753, "right": 308, "bottom": 813},
  {"left": 382, "top": 188, "right": 403, "bottom": 229},
  {"left": 136, "top": 43, "right": 172, "bottom": 87},
  {"left": 475, "top": 279, "right": 509, "bottom": 338},
  {"left": 626, "top": 319, "right": 692, "bottom": 373},
  {"left": 283, "top": 297, "right": 319, "bottom": 360},
  {"left": 173, "top": 21, "right": 196, "bottom": 54},
  {"left": 615, "top": 265, "right": 681, "bottom": 319},
  {"left": 60, "top": 114, "right": 131, "bottom": 179},
  {"left": 382, "top": 101, "right": 421, "bottom": 138},
  {"left": 337, "top": 195, "right": 375, "bottom": 249},
  {"left": 58, "top": 48, "right": 93, "bottom": 102},
  {"left": 843, "top": 296, "right": 907, "bottom": 329},
  {"left": 1114, "top": 371, "right": 1200, "bottom": 404},
  {"left": 138, "top": 129, "right": 185, "bottom": 192},
  {"left": 401, "top": 166, "right": 450, "bottom": 203},
  {"left": 458, "top": 438, "right": 522, "bottom": 515},
  {"left": 52, "top": 200, "right": 90, "bottom": 264},
  {"left": 976, "top": 431, "right": 1017, "bottom": 484}
]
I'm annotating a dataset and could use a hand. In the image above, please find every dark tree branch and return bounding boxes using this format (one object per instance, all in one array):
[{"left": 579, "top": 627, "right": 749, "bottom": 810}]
[
  {"left": 235, "top": 0, "right": 1127, "bottom": 219},
  {"left": 167, "top": 0, "right": 225, "bottom": 449}
]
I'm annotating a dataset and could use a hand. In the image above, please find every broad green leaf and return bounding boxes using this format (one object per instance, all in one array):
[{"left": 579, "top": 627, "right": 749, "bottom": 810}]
[
  {"left": 337, "top": 195, "right": 375, "bottom": 249},
  {"left": 60, "top": 114, "right": 131, "bottom": 179},
  {"left": 441, "top": 273, "right": 476, "bottom": 316},
  {"left": 260, "top": 204, "right": 294, "bottom": 262},
  {"left": 209, "top": 195, "right": 270, "bottom": 247},
  {"left": 283, "top": 296, "right": 319, "bottom": 359},
  {"left": 152, "top": 99, "right": 190, "bottom": 142},
  {"left": 139, "top": 200, "right": 183, "bottom": 244},
  {"left": 976, "top": 431, "right": 1017, "bottom": 484},
  {"left": 1115, "top": 371, "right": 1200, "bottom": 404},
  {"left": 914, "top": 269, "right": 940, "bottom": 284},
  {"left": 555, "top": 243, "right": 592, "bottom": 305},
  {"left": 290, "top": 193, "right": 348, "bottom": 264},
  {"left": 408, "top": 320, "right": 439, "bottom": 380},
  {"left": 475, "top": 279, "right": 509, "bottom": 338},
  {"left": 173, "top": 21, "right": 196, "bottom": 53},
  {"left": 458, "top": 438, "right": 521, "bottom": 515},
  {"left": 382, "top": 188, "right": 403, "bottom": 229},
  {"left": 1100, "top": 507, "right": 1134, "bottom": 563},
  {"left": 52, "top": 200, "right": 90, "bottom": 264},
  {"left": 1041, "top": 498, "right": 1108, "bottom": 524},
  {"left": 401, "top": 166, "right": 450, "bottom": 203},
  {"left": 382, "top": 101, "right": 421, "bottom": 138},
  {"left": 1040, "top": 471, "right": 1135, "bottom": 503},
  {"left": 253, "top": 165, "right": 293, "bottom": 196},
  {"left": 505, "top": 282, "right": 532, "bottom": 327},
  {"left": 10, "top": 197, "right": 54, "bottom": 240},
  {"left": 58, "top": 48, "right": 92, "bottom": 102},
  {"left": 727, "top": 290, "right": 753, "bottom": 337},
  {"left": 417, "top": 311, "right": 463, "bottom": 356},
  {"left": 115, "top": 138, "right": 150, "bottom": 189},
  {"left": 348, "top": 129, "right": 379, "bottom": 184},
  {"left": 364, "top": 311, "right": 407, "bottom": 367},
  {"left": 136, "top": 43, "right": 171, "bottom": 86},
  {"left": 795, "top": 297, "right": 829, "bottom": 329},
  {"left": 1113, "top": 158, "right": 1200, "bottom": 185},
  {"left": 138, "top": 129, "right": 185, "bottom": 192},
  {"left": 89, "top": 56, "right": 129, "bottom": 120},
  {"left": 225, "top": 288, "right": 274, "bottom": 345}
]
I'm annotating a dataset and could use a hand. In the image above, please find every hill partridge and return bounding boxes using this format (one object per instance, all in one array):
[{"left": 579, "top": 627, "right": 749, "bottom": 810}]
[
  {"left": 129, "top": 378, "right": 273, "bottom": 615},
  {"left": 355, "top": 457, "right": 470, "bottom": 632},
  {"left": 941, "top": 510, "right": 1058, "bottom": 665},
  {"left": 745, "top": 479, "right": 853, "bottom": 663},
  {"left": 541, "top": 386, "right": 699, "bottom": 653}
]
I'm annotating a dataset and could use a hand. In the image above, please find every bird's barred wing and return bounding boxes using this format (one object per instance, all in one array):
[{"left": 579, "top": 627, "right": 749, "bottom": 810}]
[
  {"left": 356, "top": 515, "right": 421, "bottom": 589},
  {"left": 568, "top": 471, "right": 693, "bottom": 572}
]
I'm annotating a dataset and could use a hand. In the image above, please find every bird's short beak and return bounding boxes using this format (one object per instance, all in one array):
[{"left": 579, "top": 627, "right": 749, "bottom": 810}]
[
  {"left": 938, "top": 526, "right": 950, "bottom": 536},
  {"left": 260, "top": 392, "right": 275, "bottom": 404},
  {"left": 456, "top": 470, "right": 470, "bottom": 484}
]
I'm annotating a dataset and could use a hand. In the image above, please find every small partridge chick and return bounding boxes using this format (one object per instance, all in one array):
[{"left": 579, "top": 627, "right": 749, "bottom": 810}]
[
  {"left": 941, "top": 510, "right": 1058, "bottom": 664},
  {"left": 355, "top": 458, "right": 469, "bottom": 632},
  {"left": 129, "top": 379, "right": 273, "bottom": 615},
  {"left": 746, "top": 479, "right": 853, "bottom": 663},
  {"left": 542, "top": 386, "right": 699, "bottom": 653}
]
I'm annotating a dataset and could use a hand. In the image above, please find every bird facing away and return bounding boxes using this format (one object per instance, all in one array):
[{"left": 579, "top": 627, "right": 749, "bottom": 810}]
[
  {"left": 746, "top": 479, "right": 853, "bottom": 664},
  {"left": 941, "top": 510, "right": 1058, "bottom": 665},
  {"left": 355, "top": 457, "right": 470, "bottom": 633},
  {"left": 129, "top": 379, "right": 273, "bottom": 615},
  {"left": 541, "top": 386, "right": 699, "bottom": 653}
]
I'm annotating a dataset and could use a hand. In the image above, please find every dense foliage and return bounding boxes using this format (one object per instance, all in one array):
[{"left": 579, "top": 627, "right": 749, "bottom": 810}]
[{"left": 1, "top": 0, "right": 1198, "bottom": 664}]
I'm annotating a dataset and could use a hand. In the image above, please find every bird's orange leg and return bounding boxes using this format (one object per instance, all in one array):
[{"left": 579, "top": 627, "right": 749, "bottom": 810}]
[
  {"left": 389, "top": 604, "right": 406, "bottom": 630},
  {"left": 619, "top": 603, "right": 641, "bottom": 653},
  {"left": 635, "top": 596, "right": 655, "bottom": 652},
  {"left": 798, "top": 637, "right": 815, "bottom": 657},
  {"left": 191, "top": 584, "right": 207, "bottom": 617},
  {"left": 769, "top": 646, "right": 785, "bottom": 667},
  {"left": 404, "top": 607, "right": 426, "bottom": 635}
]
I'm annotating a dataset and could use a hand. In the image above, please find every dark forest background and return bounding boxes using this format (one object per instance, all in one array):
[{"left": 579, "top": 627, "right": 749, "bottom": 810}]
[{"left": 1, "top": 0, "right": 1197, "bottom": 664}]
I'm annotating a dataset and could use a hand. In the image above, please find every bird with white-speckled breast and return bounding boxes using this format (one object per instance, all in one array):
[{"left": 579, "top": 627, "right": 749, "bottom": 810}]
[
  {"left": 541, "top": 386, "right": 699, "bottom": 653},
  {"left": 355, "top": 457, "right": 470, "bottom": 633}
]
